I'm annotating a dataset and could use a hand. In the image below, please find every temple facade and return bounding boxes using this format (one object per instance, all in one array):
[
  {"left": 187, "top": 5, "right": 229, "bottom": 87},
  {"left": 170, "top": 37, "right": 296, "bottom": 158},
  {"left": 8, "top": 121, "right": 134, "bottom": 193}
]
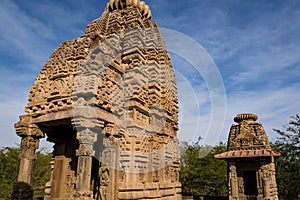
[
  {"left": 215, "top": 114, "right": 280, "bottom": 200},
  {"left": 14, "top": 0, "right": 182, "bottom": 199}
]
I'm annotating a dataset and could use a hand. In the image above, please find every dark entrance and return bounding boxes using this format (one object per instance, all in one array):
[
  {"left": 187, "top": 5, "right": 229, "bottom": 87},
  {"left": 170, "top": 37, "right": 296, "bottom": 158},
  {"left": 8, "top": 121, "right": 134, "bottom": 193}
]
[{"left": 243, "top": 170, "right": 258, "bottom": 196}]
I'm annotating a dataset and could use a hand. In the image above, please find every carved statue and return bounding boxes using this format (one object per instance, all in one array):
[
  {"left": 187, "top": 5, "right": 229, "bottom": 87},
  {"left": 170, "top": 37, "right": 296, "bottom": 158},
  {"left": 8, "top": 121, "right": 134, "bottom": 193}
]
[
  {"left": 229, "top": 165, "right": 238, "bottom": 199},
  {"left": 99, "top": 165, "right": 110, "bottom": 200}
]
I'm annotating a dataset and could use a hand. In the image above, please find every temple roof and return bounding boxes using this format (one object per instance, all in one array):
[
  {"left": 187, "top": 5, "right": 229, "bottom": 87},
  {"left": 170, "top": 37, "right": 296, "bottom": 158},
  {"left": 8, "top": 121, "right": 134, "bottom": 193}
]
[
  {"left": 214, "top": 149, "right": 280, "bottom": 159},
  {"left": 227, "top": 113, "right": 272, "bottom": 151},
  {"left": 106, "top": 0, "right": 152, "bottom": 19},
  {"left": 215, "top": 113, "right": 280, "bottom": 160}
]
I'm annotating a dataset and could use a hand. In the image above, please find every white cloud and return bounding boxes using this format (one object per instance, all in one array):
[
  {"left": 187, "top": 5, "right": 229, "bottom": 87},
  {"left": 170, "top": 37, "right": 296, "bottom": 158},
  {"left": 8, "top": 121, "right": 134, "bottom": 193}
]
[
  {"left": 176, "top": 81, "right": 300, "bottom": 146},
  {"left": 0, "top": 0, "right": 57, "bottom": 65},
  {"left": 162, "top": 0, "right": 300, "bottom": 92},
  {"left": 225, "top": 83, "right": 300, "bottom": 141}
]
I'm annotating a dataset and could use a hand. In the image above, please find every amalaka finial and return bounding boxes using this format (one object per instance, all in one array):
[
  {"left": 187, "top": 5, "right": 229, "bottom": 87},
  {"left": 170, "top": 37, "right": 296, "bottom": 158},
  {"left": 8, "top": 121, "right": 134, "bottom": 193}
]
[
  {"left": 234, "top": 113, "right": 258, "bottom": 123},
  {"left": 106, "top": 0, "right": 152, "bottom": 19}
]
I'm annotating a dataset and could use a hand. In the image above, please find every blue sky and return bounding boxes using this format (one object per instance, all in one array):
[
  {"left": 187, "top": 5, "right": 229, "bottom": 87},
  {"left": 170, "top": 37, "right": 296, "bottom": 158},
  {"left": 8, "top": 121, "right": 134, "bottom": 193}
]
[{"left": 0, "top": 0, "right": 299, "bottom": 148}]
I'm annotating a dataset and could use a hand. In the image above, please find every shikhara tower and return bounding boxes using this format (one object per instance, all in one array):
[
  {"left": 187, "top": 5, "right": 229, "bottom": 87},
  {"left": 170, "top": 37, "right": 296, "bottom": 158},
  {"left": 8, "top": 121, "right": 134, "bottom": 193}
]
[{"left": 14, "top": 0, "right": 182, "bottom": 199}]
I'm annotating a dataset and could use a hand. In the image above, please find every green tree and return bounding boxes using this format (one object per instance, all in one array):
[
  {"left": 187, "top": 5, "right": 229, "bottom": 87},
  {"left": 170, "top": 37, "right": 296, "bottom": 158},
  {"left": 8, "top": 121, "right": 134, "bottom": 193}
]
[
  {"left": 32, "top": 150, "right": 52, "bottom": 197},
  {"left": 0, "top": 147, "right": 21, "bottom": 199},
  {"left": 0, "top": 146, "right": 52, "bottom": 199},
  {"left": 272, "top": 115, "right": 300, "bottom": 200},
  {"left": 180, "top": 141, "right": 228, "bottom": 197}
]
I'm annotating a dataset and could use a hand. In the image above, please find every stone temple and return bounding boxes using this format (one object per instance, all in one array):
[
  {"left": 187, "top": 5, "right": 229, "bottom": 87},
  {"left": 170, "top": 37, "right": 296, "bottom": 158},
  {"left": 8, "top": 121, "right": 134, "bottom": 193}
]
[
  {"left": 215, "top": 114, "right": 280, "bottom": 200},
  {"left": 14, "top": 0, "right": 182, "bottom": 199}
]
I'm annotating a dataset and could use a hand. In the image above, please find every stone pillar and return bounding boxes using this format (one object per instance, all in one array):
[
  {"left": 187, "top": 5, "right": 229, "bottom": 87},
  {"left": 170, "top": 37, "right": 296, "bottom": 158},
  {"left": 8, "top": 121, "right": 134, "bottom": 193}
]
[
  {"left": 73, "top": 128, "right": 97, "bottom": 200},
  {"left": 18, "top": 136, "right": 40, "bottom": 183},
  {"left": 13, "top": 116, "right": 44, "bottom": 200},
  {"left": 11, "top": 136, "right": 39, "bottom": 200},
  {"left": 261, "top": 164, "right": 272, "bottom": 199},
  {"left": 14, "top": 116, "right": 44, "bottom": 184},
  {"left": 44, "top": 158, "right": 55, "bottom": 199},
  {"left": 229, "top": 163, "right": 238, "bottom": 200}
]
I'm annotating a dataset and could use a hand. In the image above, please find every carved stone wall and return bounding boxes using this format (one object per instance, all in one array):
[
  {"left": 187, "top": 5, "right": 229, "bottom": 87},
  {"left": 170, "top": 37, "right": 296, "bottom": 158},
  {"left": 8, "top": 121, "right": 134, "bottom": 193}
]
[
  {"left": 215, "top": 114, "right": 280, "bottom": 200},
  {"left": 15, "top": 0, "right": 181, "bottom": 199},
  {"left": 228, "top": 113, "right": 271, "bottom": 151}
]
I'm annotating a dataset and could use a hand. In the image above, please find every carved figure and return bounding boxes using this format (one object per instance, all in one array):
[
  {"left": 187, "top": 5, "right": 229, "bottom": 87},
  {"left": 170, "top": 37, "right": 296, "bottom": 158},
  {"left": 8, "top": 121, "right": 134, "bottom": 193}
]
[{"left": 229, "top": 165, "right": 238, "bottom": 198}]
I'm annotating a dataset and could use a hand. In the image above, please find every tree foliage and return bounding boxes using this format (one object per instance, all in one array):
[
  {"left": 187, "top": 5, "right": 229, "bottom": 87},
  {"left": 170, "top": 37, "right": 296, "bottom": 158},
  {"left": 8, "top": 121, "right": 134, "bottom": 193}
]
[
  {"left": 0, "top": 147, "right": 21, "bottom": 199},
  {"left": 0, "top": 146, "right": 52, "bottom": 199},
  {"left": 32, "top": 150, "right": 52, "bottom": 197},
  {"left": 179, "top": 141, "right": 228, "bottom": 197},
  {"left": 272, "top": 114, "right": 300, "bottom": 200}
]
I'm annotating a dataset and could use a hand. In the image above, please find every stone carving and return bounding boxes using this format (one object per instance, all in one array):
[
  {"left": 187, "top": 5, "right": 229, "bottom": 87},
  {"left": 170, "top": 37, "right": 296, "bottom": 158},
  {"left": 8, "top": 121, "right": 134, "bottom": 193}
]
[
  {"left": 215, "top": 114, "right": 280, "bottom": 200},
  {"left": 228, "top": 114, "right": 271, "bottom": 151},
  {"left": 15, "top": 0, "right": 181, "bottom": 199},
  {"left": 19, "top": 136, "right": 39, "bottom": 159},
  {"left": 14, "top": 116, "right": 44, "bottom": 138},
  {"left": 66, "top": 161, "right": 77, "bottom": 194},
  {"left": 44, "top": 159, "right": 54, "bottom": 199},
  {"left": 262, "top": 171, "right": 270, "bottom": 198},
  {"left": 99, "top": 165, "right": 110, "bottom": 200},
  {"left": 229, "top": 164, "right": 238, "bottom": 199}
]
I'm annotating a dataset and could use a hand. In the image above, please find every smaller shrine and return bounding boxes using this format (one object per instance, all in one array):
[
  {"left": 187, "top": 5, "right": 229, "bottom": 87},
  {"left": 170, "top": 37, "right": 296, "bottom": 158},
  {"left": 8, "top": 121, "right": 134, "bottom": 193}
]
[{"left": 215, "top": 113, "right": 280, "bottom": 200}]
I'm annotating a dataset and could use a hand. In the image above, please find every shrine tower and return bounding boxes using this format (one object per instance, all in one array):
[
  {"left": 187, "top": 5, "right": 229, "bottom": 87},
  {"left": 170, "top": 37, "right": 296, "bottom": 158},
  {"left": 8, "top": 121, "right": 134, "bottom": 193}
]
[
  {"left": 215, "top": 114, "right": 280, "bottom": 200},
  {"left": 14, "top": 0, "right": 182, "bottom": 199}
]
